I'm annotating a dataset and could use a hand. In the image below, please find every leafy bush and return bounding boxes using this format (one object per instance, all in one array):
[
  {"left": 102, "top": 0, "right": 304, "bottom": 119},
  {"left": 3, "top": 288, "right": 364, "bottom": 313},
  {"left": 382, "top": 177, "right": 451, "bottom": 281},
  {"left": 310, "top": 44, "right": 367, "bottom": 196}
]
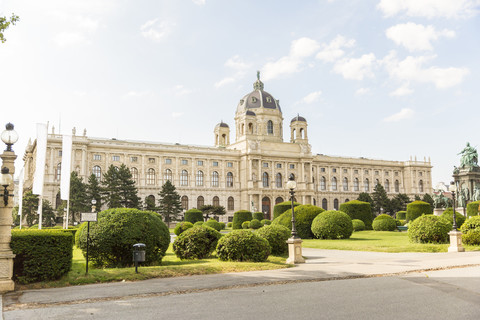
[
  {"left": 216, "top": 230, "right": 271, "bottom": 262},
  {"left": 406, "top": 201, "right": 432, "bottom": 222},
  {"left": 372, "top": 214, "right": 397, "bottom": 231},
  {"left": 172, "top": 225, "right": 222, "bottom": 259},
  {"left": 174, "top": 222, "right": 194, "bottom": 236},
  {"left": 311, "top": 210, "right": 353, "bottom": 239},
  {"left": 11, "top": 230, "right": 73, "bottom": 284},
  {"left": 219, "top": 222, "right": 226, "bottom": 230},
  {"left": 462, "top": 229, "right": 480, "bottom": 245},
  {"left": 408, "top": 215, "right": 451, "bottom": 243},
  {"left": 242, "top": 221, "right": 250, "bottom": 229},
  {"left": 441, "top": 208, "right": 466, "bottom": 228},
  {"left": 249, "top": 219, "right": 263, "bottom": 229},
  {"left": 466, "top": 201, "right": 480, "bottom": 217},
  {"left": 227, "top": 222, "right": 232, "bottom": 228},
  {"left": 460, "top": 216, "right": 480, "bottom": 233},
  {"left": 352, "top": 219, "right": 365, "bottom": 231},
  {"left": 194, "top": 221, "right": 204, "bottom": 226},
  {"left": 273, "top": 204, "right": 324, "bottom": 239},
  {"left": 273, "top": 201, "right": 300, "bottom": 220},
  {"left": 204, "top": 219, "right": 222, "bottom": 231},
  {"left": 261, "top": 219, "right": 271, "bottom": 225},
  {"left": 256, "top": 224, "right": 291, "bottom": 255},
  {"left": 339, "top": 200, "right": 373, "bottom": 230},
  {"left": 395, "top": 219, "right": 402, "bottom": 226},
  {"left": 233, "top": 210, "right": 252, "bottom": 229},
  {"left": 76, "top": 208, "right": 170, "bottom": 267},
  {"left": 399, "top": 220, "right": 406, "bottom": 226},
  {"left": 253, "top": 212, "right": 264, "bottom": 221},
  {"left": 396, "top": 211, "right": 406, "bottom": 220},
  {"left": 184, "top": 208, "right": 204, "bottom": 224}
]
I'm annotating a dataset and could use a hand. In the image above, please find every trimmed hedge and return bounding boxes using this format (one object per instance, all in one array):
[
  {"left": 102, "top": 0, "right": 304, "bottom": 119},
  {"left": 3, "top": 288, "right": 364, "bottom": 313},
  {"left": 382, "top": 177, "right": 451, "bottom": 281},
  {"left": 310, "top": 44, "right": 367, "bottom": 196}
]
[
  {"left": 233, "top": 210, "right": 252, "bottom": 229},
  {"left": 194, "top": 221, "right": 204, "bottom": 226},
  {"left": 352, "top": 219, "right": 365, "bottom": 231},
  {"left": 460, "top": 216, "right": 480, "bottom": 234},
  {"left": 273, "top": 201, "right": 301, "bottom": 220},
  {"left": 261, "top": 219, "right": 271, "bottom": 225},
  {"left": 216, "top": 230, "right": 271, "bottom": 262},
  {"left": 441, "top": 208, "right": 466, "bottom": 229},
  {"left": 11, "top": 230, "right": 73, "bottom": 284},
  {"left": 184, "top": 209, "right": 204, "bottom": 224},
  {"left": 253, "top": 212, "right": 264, "bottom": 221},
  {"left": 273, "top": 204, "right": 324, "bottom": 239},
  {"left": 219, "top": 222, "right": 226, "bottom": 230},
  {"left": 372, "top": 214, "right": 397, "bottom": 231},
  {"left": 462, "top": 229, "right": 480, "bottom": 245},
  {"left": 76, "top": 208, "right": 170, "bottom": 267},
  {"left": 408, "top": 215, "right": 451, "bottom": 243},
  {"left": 311, "top": 210, "right": 353, "bottom": 239},
  {"left": 396, "top": 211, "right": 406, "bottom": 220},
  {"left": 339, "top": 200, "right": 373, "bottom": 230},
  {"left": 406, "top": 201, "right": 432, "bottom": 222},
  {"left": 249, "top": 219, "right": 263, "bottom": 229},
  {"left": 227, "top": 222, "right": 232, "bottom": 228},
  {"left": 174, "top": 222, "right": 194, "bottom": 236},
  {"left": 172, "top": 225, "right": 222, "bottom": 259},
  {"left": 256, "top": 224, "right": 291, "bottom": 255},
  {"left": 466, "top": 201, "right": 480, "bottom": 217},
  {"left": 204, "top": 219, "right": 222, "bottom": 231},
  {"left": 242, "top": 221, "right": 250, "bottom": 229}
]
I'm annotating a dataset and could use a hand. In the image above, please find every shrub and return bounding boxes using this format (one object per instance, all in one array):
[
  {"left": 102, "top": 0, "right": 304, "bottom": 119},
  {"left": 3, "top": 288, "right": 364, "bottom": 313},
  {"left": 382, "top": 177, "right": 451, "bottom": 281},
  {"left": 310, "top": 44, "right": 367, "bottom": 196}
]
[
  {"left": 396, "top": 211, "right": 406, "bottom": 220},
  {"left": 216, "top": 230, "right": 271, "bottom": 262},
  {"left": 399, "top": 220, "right": 406, "bottom": 226},
  {"left": 311, "top": 210, "right": 353, "bottom": 239},
  {"left": 462, "top": 229, "right": 480, "bottom": 245},
  {"left": 227, "top": 222, "right": 232, "bottom": 228},
  {"left": 219, "top": 222, "right": 226, "bottom": 230},
  {"left": 372, "top": 214, "right": 397, "bottom": 231},
  {"left": 233, "top": 210, "right": 252, "bottom": 229},
  {"left": 466, "top": 201, "right": 480, "bottom": 217},
  {"left": 204, "top": 219, "right": 222, "bottom": 231},
  {"left": 76, "top": 208, "right": 170, "bottom": 267},
  {"left": 460, "top": 216, "right": 480, "bottom": 234},
  {"left": 184, "top": 208, "right": 204, "bottom": 224},
  {"left": 11, "top": 230, "right": 73, "bottom": 284},
  {"left": 352, "top": 219, "right": 365, "bottom": 231},
  {"left": 172, "top": 225, "right": 222, "bottom": 259},
  {"left": 194, "top": 221, "right": 204, "bottom": 226},
  {"left": 339, "top": 200, "right": 373, "bottom": 230},
  {"left": 261, "top": 219, "right": 271, "bottom": 225},
  {"left": 253, "top": 212, "right": 264, "bottom": 221},
  {"left": 273, "top": 204, "right": 324, "bottom": 239},
  {"left": 174, "top": 222, "right": 194, "bottom": 236},
  {"left": 249, "top": 219, "right": 263, "bottom": 229},
  {"left": 441, "top": 208, "right": 466, "bottom": 228},
  {"left": 395, "top": 219, "right": 402, "bottom": 226},
  {"left": 273, "top": 201, "right": 300, "bottom": 220},
  {"left": 406, "top": 201, "right": 432, "bottom": 222},
  {"left": 408, "top": 215, "right": 451, "bottom": 243},
  {"left": 242, "top": 221, "right": 250, "bottom": 229},
  {"left": 256, "top": 224, "right": 291, "bottom": 255}
]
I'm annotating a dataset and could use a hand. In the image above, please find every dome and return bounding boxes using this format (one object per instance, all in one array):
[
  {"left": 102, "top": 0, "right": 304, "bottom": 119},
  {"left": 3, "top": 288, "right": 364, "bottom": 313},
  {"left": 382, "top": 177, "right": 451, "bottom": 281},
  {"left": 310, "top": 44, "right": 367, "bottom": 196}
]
[
  {"left": 291, "top": 115, "right": 306, "bottom": 123},
  {"left": 246, "top": 110, "right": 256, "bottom": 116},
  {"left": 215, "top": 121, "right": 229, "bottom": 128},
  {"left": 236, "top": 73, "right": 281, "bottom": 114}
]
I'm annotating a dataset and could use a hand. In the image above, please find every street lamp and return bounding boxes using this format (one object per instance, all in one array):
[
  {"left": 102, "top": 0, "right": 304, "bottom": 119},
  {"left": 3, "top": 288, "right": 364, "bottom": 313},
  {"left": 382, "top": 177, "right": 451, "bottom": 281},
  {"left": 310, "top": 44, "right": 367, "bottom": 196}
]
[
  {"left": 0, "top": 167, "right": 13, "bottom": 206},
  {"left": 450, "top": 182, "right": 458, "bottom": 231},
  {"left": 1, "top": 123, "right": 19, "bottom": 152},
  {"left": 286, "top": 174, "right": 305, "bottom": 264},
  {"left": 448, "top": 181, "right": 464, "bottom": 252},
  {"left": 286, "top": 174, "right": 298, "bottom": 238}
]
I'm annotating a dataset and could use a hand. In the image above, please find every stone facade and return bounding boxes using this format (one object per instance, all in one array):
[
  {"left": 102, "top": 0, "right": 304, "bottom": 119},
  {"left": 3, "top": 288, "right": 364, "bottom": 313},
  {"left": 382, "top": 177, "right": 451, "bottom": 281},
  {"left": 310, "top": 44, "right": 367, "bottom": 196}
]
[{"left": 22, "top": 77, "right": 432, "bottom": 222}]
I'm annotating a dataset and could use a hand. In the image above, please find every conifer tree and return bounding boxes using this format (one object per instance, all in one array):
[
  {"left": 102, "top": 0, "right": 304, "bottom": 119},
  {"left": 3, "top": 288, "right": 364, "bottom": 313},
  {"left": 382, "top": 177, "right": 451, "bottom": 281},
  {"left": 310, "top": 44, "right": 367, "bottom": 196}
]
[
  {"left": 102, "top": 164, "right": 140, "bottom": 209},
  {"left": 144, "top": 195, "right": 157, "bottom": 211},
  {"left": 69, "top": 171, "right": 89, "bottom": 222},
  {"left": 158, "top": 180, "right": 182, "bottom": 227},
  {"left": 86, "top": 173, "right": 103, "bottom": 210},
  {"left": 372, "top": 183, "right": 391, "bottom": 215}
]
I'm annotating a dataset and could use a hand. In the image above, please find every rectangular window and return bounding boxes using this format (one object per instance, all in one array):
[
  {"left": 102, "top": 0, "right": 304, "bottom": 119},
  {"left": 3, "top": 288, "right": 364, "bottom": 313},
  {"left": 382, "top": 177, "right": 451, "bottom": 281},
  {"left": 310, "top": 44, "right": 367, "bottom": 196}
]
[
  {"left": 58, "top": 150, "right": 62, "bottom": 157},
  {"left": 375, "top": 170, "right": 379, "bottom": 175},
  {"left": 213, "top": 161, "right": 219, "bottom": 167},
  {"left": 263, "top": 163, "right": 269, "bottom": 168},
  {"left": 131, "top": 156, "right": 138, "bottom": 162},
  {"left": 332, "top": 168, "right": 337, "bottom": 173},
  {"left": 227, "top": 162, "right": 233, "bottom": 167},
  {"left": 93, "top": 154, "right": 101, "bottom": 161},
  {"left": 165, "top": 158, "right": 172, "bottom": 164},
  {"left": 181, "top": 159, "right": 188, "bottom": 165},
  {"left": 395, "top": 171, "right": 399, "bottom": 176},
  {"left": 343, "top": 169, "right": 347, "bottom": 173},
  {"left": 385, "top": 171, "right": 389, "bottom": 175},
  {"left": 365, "top": 170, "right": 369, "bottom": 174},
  {"left": 149, "top": 158, "right": 155, "bottom": 163},
  {"left": 112, "top": 155, "right": 120, "bottom": 162},
  {"left": 419, "top": 172, "right": 423, "bottom": 176},
  {"left": 354, "top": 169, "right": 358, "bottom": 174},
  {"left": 197, "top": 160, "right": 204, "bottom": 166},
  {"left": 321, "top": 168, "right": 325, "bottom": 172},
  {"left": 276, "top": 163, "right": 282, "bottom": 169},
  {"left": 289, "top": 164, "right": 295, "bottom": 169}
]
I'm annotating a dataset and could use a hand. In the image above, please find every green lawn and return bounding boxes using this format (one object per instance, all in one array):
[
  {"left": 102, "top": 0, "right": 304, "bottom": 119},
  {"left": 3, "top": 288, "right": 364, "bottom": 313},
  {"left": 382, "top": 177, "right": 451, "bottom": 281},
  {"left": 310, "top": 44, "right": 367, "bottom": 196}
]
[{"left": 302, "top": 231, "right": 480, "bottom": 253}]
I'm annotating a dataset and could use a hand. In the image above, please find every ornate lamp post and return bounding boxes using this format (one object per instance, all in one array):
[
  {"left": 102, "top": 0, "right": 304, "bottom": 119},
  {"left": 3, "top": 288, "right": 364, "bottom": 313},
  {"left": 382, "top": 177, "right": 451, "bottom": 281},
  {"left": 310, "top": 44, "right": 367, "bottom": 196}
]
[
  {"left": 448, "top": 181, "right": 464, "bottom": 252},
  {"left": 286, "top": 174, "right": 305, "bottom": 264},
  {"left": 0, "top": 123, "right": 18, "bottom": 292}
]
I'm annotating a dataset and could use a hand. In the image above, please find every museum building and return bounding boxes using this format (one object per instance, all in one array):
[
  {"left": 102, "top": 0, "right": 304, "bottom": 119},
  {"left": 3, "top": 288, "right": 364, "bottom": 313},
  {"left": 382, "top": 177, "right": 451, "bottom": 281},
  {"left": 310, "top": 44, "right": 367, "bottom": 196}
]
[{"left": 22, "top": 76, "right": 432, "bottom": 221}]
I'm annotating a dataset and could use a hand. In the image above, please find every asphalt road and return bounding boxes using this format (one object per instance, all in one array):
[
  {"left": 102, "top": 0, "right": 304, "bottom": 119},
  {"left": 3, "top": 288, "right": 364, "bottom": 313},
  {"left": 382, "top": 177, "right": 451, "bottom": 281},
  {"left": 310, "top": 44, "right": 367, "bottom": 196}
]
[{"left": 4, "top": 266, "right": 480, "bottom": 320}]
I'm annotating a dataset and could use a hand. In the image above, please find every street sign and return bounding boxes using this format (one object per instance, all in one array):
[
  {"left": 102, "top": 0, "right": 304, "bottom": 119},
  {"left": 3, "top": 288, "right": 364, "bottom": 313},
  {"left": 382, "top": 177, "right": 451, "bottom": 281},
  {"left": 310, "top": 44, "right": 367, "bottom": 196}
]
[{"left": 81, "top": 212, "right": 97, "bottom": 222}]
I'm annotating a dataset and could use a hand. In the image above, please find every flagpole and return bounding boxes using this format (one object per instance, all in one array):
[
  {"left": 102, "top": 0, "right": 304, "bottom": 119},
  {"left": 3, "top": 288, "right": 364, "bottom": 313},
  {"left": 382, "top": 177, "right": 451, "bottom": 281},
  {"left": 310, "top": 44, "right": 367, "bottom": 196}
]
[
  {"left": 37, "top": 195, "right": 43, "bottom": 229},
  {"left": 65, "top": 199, "right": 70, "bottom": 229}
]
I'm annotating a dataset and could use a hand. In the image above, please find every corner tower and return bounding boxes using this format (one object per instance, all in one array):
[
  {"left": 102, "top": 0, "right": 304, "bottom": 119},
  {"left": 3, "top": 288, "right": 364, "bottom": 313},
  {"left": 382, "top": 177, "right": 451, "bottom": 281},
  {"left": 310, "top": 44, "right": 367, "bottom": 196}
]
[
  {"left": 214, "top": 121, "right": 230, "bottom": 147},
  {"left": 290, "top": 115, "right": 308, "bottom": 144}
]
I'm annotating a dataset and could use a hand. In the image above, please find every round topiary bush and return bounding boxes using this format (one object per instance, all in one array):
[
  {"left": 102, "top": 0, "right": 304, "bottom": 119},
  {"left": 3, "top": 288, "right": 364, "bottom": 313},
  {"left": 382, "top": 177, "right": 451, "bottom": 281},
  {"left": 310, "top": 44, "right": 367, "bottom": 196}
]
[
  {"left": 174, "top": 221, "right": 194, "bottom": 236},
  {"left": 219, "top": 222, "right": 226, "bottom": 230},
  {"left": 233, "top": 210, "right": 252, "bottom": 229},
  {"left": 396, "top": 211, "right": 406, "bottom": 220},
  {"left": 441, "top": 208, "right": 466, "bottom": 229},
  {"left": 460, "top": 216, "right": 480, "bottom": 234},
  {"left": 76, "top": 208, "right": 170, "bottom": 267},
  {"left": 406, "top": 201, "right": 432, "bottom": 222},
  {"left": 184, "top": 208, "right": 204, "bottom": 224},
  {"left": 372, "top": 214, "right": 397, "bottom": 231},
  {"left": 352, "top": 219, "right": 365, "bottom": 231},
  {"left": 261, "top": 219, "right": 271, "bottom": 225},
  {"left": 408, "top": 215, "right": 451, "bottom": 243},
  {"left": 311, "top": 210, "right": 353, "bottom": 239},
  {"left": 227, "top": 222, "right": 232, "bottom": 228},
  {"left": 172, "top": 225, "right": 222, "bottom": 259},
  {"left": 339, "top": 200, "right": 373, "bottom": 230},
  {"left": 256, "top": 224, "right": 291, "bottom": 255},
  {"left": 462, "top": 229, "right": 480, "bottom": 245},
  {"left": 204, "top": 219, "right": 222, "bottom": 231},
  {"left": 249, "top": 219, "right": 263, "bottom": 229},
  {"left": 194, "top": 221, "right": 204, "bottom": 226},
  {"left": 273, "top": 204, "right": 324, "bottom": 239},
  {"left": 216, "top": 230, "right": 271, "bottom": 262},
  {"left": 273, "top": 201, "right": 301, "bottom": 220},
  {"left": 466, "top": 201, "right": 480, "bottom": 217},
  {"left": 395, "top": 219, "right": 402, "bottom": 226},
  {"left": 253, "top": 212, "right": 264, "bottom": 221},
  {"left": 242, "top": 221, "right": 250, "bottom": 229}
]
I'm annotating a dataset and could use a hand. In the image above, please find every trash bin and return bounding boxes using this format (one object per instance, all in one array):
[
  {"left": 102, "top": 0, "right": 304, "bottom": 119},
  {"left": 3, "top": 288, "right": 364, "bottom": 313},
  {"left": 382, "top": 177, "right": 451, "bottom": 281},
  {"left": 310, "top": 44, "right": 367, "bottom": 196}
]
[{"left": 133, "top": 243, "right": 146, "bottom": 273}]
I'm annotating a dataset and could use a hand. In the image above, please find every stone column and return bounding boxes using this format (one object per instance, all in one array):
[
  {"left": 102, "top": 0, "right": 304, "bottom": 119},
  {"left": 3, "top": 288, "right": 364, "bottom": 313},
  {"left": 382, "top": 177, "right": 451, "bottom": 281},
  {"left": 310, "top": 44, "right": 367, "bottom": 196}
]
[{"left": 0, "top": 150, "right": 17, "bottom": 292}]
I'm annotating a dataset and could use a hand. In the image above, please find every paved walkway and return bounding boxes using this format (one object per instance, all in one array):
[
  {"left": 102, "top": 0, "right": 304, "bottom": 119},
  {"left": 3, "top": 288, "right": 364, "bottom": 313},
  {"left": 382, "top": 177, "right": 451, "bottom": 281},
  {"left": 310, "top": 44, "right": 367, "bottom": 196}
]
[{"left": 2, "top": 248, "right": 480, "bottom": 313}]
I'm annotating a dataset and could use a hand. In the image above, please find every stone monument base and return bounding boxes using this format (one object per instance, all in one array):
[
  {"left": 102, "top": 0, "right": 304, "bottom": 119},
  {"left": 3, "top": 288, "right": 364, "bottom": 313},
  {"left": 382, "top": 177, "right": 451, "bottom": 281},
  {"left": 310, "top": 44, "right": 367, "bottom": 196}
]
[
  {"left": 286, "top": 237, "right": 305, "bottom": 264},
  {"left": 448, "top": 230, "right": 465, "bottom": 253},
  {"left": 0, "top": 251, "right": 15, "bottom": 293}
]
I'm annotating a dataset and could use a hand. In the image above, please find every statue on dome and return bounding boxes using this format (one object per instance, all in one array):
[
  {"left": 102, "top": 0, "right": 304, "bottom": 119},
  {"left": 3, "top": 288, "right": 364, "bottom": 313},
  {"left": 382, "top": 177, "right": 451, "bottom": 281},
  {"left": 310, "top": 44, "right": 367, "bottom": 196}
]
[{"left": 458, "top": 142, "right": 478, "bottom": 168}]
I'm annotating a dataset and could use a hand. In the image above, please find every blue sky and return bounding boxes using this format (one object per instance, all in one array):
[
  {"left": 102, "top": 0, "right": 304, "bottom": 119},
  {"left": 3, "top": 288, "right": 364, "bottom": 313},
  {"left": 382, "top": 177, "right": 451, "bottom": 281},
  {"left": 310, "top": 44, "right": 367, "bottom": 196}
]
[{"left": 1, "top": 0, "right": 479, "bottom": 187}]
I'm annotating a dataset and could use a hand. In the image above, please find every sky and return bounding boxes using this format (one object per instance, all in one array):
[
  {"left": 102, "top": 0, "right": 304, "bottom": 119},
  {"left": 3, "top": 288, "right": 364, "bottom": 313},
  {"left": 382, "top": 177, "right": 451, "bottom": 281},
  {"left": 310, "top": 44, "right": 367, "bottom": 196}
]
[{"left": 1, "top": 0, "right": 480, "bottom": 187}]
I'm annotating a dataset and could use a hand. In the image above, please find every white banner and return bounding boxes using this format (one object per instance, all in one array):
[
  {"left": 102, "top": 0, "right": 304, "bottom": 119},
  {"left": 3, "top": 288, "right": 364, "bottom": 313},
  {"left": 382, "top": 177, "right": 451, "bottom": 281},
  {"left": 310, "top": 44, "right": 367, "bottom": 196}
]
[
  {"left": 60, "top": 135, "right": 72, "bottom": 200},
  {"left": 32, "top": 123, "right": 47, "bottom": 195},
  {"left": 18, "top": 168, "right": 24, "bottom": 216}
]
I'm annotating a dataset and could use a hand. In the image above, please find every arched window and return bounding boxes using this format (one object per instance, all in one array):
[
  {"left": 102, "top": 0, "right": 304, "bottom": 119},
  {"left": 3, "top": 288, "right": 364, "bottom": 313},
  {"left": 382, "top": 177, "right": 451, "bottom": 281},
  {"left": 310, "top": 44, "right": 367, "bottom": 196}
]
[
  {"left": 147, "top": 195, "right": 155, "bottom": 203},
  {"left": 130, "top": 167, "right": 138, "bottom": 183},
  {"left": 262, "top": 172, "right": 269, "bottom": 187},
  {"left": 385, "top": 179, "right": 390, "bottom": 192},
  {"left": 164, "top": 169, "right": 172, "bottom": 182},
  {"left": 313, "top": 198, "right": 317, "bottom": 206},
  {"left": 354, "top": 178, "right": 359, "bottom": 191},
  {"left": 93, "top": 166, "right": 102, "bottom": 181},
  {"left": 267, "top": 120, "right": 273, "bottom": 134},
  {"left": 181, "top": 196, "right": 188, "bottom": 210},
  {"left": 320, "top": 176, "right": 326, "bottom": 190},
  {"left": 300, "top": 128, "right": 304, "bottom": 139},
  {"left": 275, "top": 197, "right": 284, "bottom": 205},
  {"left": 334, "top": 199, "right": 339, "bottom": 210},
  {"left": 395, "top": 180, "right": 400, "bottom": 193},
  {"left": 213, "top": 196, "right": 220, "bottom": 206},
  {"left": 56, "top": 163, "right": 61, "bottom": 181},
  {"left": 248, "top": 123, "right": 253, "bottom": 134},
  {"left": 419, "top": 180, "right": 424, "bottom": 193},
  {"left": 322, "top": 198, "right": 328, "bottom": 210},
  {"left": 364, "top": 178, "right": 369, "bottom": 192},
  {"left": 212, "top": 171, "right": 219, "bottom": 187},
  {"left": 331, "top": 177, "right": 337, "bottom": 191},
  {"left": 375, "top": 179, "right": 379, "bottom": 186},
  {"left": 227, "top": 196, "right": 234, "bottom": 211},
  {"left": 226, "top": 172, "right": 233, "bottom": 187},
  {"left": 180, "top": 170, "right": 188, "bottom": 186},
  {"left": 55, "top": 192, "right": 62, "bottom": 209},
  {"left": 276, "top": 173, "right": 282, "bottom": 188},
  {"left": 197, "top": 196, "right": 204, "bottom": 208},
  {"left": 196, "top": 170, "right": 204, "bottom": 186},
  {"left": 147, "top": 168, "right": 156, "bottom": 185},
  {"left": 343, "top": 177, "right": 348, "bottom": 191},
  {"left": 345, "top": 199, "right": 350, "bottom": 203}
]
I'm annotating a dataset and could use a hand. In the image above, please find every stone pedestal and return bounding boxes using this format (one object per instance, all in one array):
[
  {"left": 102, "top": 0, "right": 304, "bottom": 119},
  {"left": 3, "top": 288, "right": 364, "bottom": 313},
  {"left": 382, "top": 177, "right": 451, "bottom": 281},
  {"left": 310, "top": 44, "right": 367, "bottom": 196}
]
[
  {"left": 448, "top": 230, "right": 465, "bottom": 253},
  {"left": 433, "top": 208, "right": 444, "bottom": 216},
  {"left": 286, "top": 237, "right": 305, "bottom": 264}
]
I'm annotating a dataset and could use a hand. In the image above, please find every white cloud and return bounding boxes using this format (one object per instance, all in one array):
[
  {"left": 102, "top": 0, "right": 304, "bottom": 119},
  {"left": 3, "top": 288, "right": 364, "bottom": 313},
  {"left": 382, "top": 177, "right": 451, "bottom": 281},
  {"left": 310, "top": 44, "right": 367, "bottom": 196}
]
[
  {"left": 141, "top": 19, "right": 175, "bottom": 42},
  {"left": 192, "top": 0, "right": 206, "bottom": 5},
  {"left": 333, "top": 53, "right": 376, "bottom": 80},
  {"left": 386, "top": 23, "right": 455, "bottom": 51},
  {"left": 53, "top": 32, "right": 90, "bottom": 47},
  {"left": 225, "top": 55, "right": 251, "bottom": 73},
  {"left": 290, "top": 37, "right": 321, "bottom": 58},
  {"left": 316, "top": 35, "right": 356, "bottom": 62},
  {"left": 171, "top": 112, "right": 184, "bottom": 118},
  {"left": 302, "top": 91, "right": 322, "bottom": 104},
  {"left": 214, "top": 77, "right": 235, "bottom": 88},
  {"left": 355, "top": 88, "right": 370, "bottom": 96},
  {"left": 383, "top": 108, "right": 415, "bottom": 122},
  {"left": 390, "top": 85, "right": 414, "bottom": 96},
  {"left": 173, "top": 85, "right": 195, "bottom": 96},
  {"left": 377, "top": 0, "right": 479, "bottom": 19}
]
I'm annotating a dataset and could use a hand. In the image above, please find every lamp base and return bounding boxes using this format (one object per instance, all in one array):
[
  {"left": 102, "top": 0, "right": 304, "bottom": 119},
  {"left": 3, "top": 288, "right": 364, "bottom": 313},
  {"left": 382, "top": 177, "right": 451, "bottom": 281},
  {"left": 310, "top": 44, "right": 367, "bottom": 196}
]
[
  {"left": 0, "top": 251, "right": 15, "bottom": 293},
  {"left": 286, "top": 237, "right": 305, "bottom": 264},
  {"left": 448, "top": 230, "right": 465, "bottom": 253}
]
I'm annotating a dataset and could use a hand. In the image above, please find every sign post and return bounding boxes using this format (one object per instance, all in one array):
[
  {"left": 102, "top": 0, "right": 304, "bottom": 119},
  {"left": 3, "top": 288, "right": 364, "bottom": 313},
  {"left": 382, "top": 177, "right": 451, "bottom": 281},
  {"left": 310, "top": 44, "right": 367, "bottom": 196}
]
[{"left": 81, "top": 211, "right": 97, "bottom": 275}]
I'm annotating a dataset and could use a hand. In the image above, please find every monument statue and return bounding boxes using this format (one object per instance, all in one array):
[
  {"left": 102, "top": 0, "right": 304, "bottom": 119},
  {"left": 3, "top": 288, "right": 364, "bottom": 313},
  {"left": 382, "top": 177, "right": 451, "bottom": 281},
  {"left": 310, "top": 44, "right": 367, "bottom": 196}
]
[
  {"left": 458, "top": 142, "right": 478, "bottom": 168},
  {"left": 433, "top": 190, "right": 450, "bottom": 208},
  {"left": 473, "top": 186, "right": 480, "bottom": 202}
]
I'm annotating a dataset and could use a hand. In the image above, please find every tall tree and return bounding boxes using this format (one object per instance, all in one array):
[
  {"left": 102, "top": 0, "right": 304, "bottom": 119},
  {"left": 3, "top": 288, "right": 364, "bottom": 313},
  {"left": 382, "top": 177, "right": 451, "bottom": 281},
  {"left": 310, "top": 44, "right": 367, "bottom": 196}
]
[
  {"left": 422, "top": 193, "right": 435, "bottom": 212},
  {"left": 69, "top": 171, "right": 89, "bottom": 223},
  {"left": 102, "top": 164, "right": 140, "bottom": 209},
  {"left": 158, "top": 180, "right": 182, "bottom": 227},
  {"left": 21, "top": 191, "right": 39, "bottom": 227},
  {"left": 144, "top": 196, "right": 157, "bottom": 211},
  {"left": 357, "top": 192, "right": 373, "bottom": 207},
  {"left": 390, "top": 193, "right": 411, "bottom": 213},
  {"left": 200, "top": 204, "right": 215, "bottom": 220},
  {"left": 414, "top": 195, "right": 421, "bottom": 201},
  {"left": 42, "top": 200, "right": 56, "bottom": 227},
  {"left": 372, "top": 184, "right": 391, "bottom": 215},
  {"left": 0, "top": 14, "right": 19, "bottom": 43},
  {"left": 85, "top": 173, "right": 103, "bottom": 210}
]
